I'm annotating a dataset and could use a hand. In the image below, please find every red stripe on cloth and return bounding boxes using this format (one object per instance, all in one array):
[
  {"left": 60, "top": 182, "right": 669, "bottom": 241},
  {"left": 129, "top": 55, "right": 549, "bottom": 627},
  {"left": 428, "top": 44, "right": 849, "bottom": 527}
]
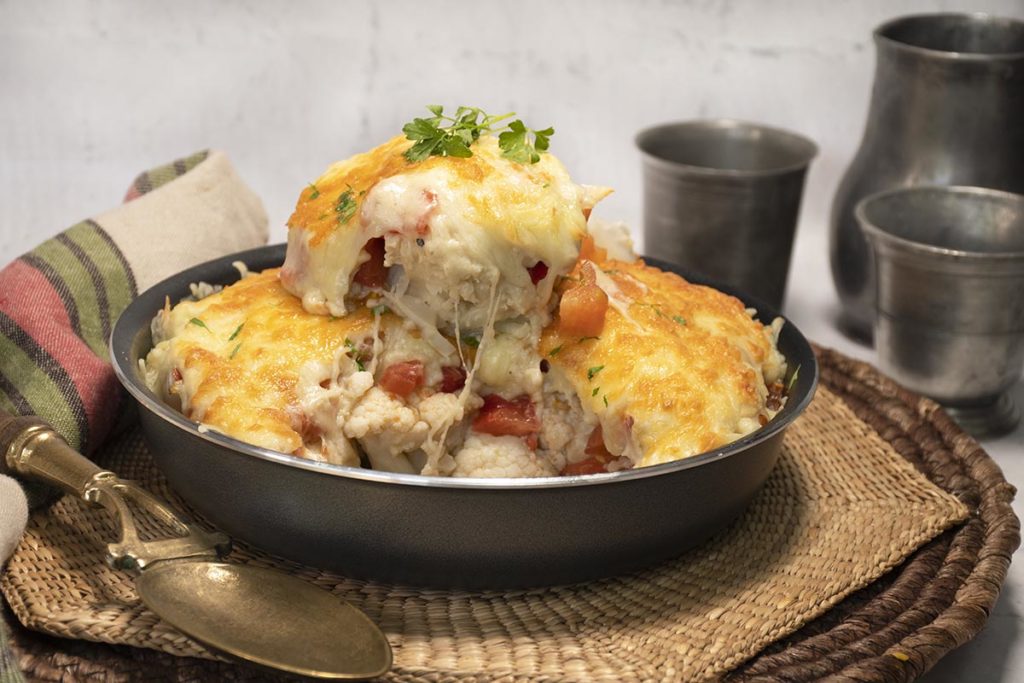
[
  {"left": 124, "top": 185, "right": 142, "bottom": 203},
  {"left": 0, "top": 260, "right": 121, "bottom": 450}
]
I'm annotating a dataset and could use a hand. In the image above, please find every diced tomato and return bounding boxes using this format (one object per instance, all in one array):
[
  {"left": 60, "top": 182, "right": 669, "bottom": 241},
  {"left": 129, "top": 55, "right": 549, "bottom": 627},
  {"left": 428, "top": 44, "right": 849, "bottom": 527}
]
[
  {"left": 472, "top": 394, "right": 540, "bottom": 437},
  {"left": 562, "top": 425, "right": 613, "bottom": 476},
  {"left": 559, "top": 264, "right": 608, "bottom": 336},
  {"left": 353, "top": 238, "right": 388, "bottom": 288},
  {"left": 561, "top": 457, "right": 608, "bottom": 476},
  {"left": 583, "top": 207, "right": 593, "bottom": 221},
  {"left": 579, "top": 234, "right": 607, "bottom": 262},
  {"left": 584, "top": 425, "right": 612, "bottom": 458},
  {"left": 378, "top": 360, "right": 424, "bottom": 398},
  {"left": 440, "top": 366, "right": 467, "bottom": 393},
  {"left": 524, "top": 434, "right": 539, "bottom": 451},
  {"left": 527, "top": 261, "right": 548, "bottom": 284}
]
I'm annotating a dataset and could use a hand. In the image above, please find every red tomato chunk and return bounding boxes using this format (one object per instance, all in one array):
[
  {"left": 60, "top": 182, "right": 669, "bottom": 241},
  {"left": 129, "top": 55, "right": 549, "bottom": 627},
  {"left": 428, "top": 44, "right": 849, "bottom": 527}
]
[
  {"left": 472, "top": 394, "right": 540, "bottom": 437},
  {"left": 353, "top": 238, "right": 388, "bottom": 288},
  {"left": 561, "top": 426, "right": 613, "bottom": 476},
  {"left": 378, "top": 360, "right": 424, "bottom": 398},
  {"left": 527, "top": 261, "right": 548, "bottom": 284},
  {"left": 440, "top": 366, "right": 467, "bottom": 393}
]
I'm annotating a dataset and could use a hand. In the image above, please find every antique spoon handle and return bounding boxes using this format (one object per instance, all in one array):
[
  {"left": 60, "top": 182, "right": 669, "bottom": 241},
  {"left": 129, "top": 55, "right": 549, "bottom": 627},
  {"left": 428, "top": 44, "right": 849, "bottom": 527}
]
[
  {"left": 0, "top": 409, "right": 229, "bottom": 570},
  {"left": 0, "top": 410, "right": 104, "bottom": 497}
]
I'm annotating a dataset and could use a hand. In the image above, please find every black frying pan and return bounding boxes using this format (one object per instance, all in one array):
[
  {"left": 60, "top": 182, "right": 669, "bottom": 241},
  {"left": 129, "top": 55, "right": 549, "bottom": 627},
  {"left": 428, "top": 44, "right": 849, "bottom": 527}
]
[{"left": 110, "top": 245, "right": 817, "bottom": 589}]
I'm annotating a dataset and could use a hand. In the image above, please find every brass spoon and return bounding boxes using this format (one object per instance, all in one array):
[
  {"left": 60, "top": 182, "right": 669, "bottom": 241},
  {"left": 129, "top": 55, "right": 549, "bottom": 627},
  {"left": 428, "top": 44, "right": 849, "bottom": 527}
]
[{"left": 0, "top": 410, "right": 392, "bottom": 680}]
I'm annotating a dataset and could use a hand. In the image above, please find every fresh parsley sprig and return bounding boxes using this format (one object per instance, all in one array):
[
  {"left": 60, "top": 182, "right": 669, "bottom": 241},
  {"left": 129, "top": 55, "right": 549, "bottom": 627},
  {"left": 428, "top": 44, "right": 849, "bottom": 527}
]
[{"left": 402, "top": 105, "right": 554, "bottom": 164}]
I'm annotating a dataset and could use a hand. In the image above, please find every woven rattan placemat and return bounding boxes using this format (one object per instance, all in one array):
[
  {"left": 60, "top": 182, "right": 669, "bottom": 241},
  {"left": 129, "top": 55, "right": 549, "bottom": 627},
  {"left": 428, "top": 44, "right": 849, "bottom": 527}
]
[{"left": 0, "top": 348, "right": 1002, "bottom": 682}]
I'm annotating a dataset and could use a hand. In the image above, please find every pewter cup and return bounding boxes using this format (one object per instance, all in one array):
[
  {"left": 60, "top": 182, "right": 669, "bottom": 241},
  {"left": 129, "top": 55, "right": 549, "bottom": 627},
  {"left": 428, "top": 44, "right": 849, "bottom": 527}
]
[
  {"left": 637, "top": 120, "right": 817, "bottom": 309},
  {"left": 831, "top": 13, "right": 1024, "bottom": 342},
  {"left": 858, "top": 186, "right": 1024, "bottom": 437}
]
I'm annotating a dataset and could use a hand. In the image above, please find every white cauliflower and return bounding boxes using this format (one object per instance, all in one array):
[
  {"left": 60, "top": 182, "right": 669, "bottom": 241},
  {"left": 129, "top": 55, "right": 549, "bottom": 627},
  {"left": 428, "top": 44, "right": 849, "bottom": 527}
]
[
  {"left": 345, "top": 387, "right": 429, "bottom": 473},
  {"left": 538, "top": 389, "right": 597, "bottom": 473},
  {"left": 452, "top": 433, "right": 557, "bottom": 478},
  {"left": 416, "top": 392, "right": 465, "bottom": 433}
]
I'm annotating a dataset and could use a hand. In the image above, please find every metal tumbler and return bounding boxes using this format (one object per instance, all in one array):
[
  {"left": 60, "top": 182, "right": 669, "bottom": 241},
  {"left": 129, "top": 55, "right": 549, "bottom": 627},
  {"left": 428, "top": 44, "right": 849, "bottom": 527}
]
[
  {"left": 637, "top": 119, "right": 817, "bottom": 309},
  {"left": 858, "top": 185, "right": 1024, "bottom": 437}
]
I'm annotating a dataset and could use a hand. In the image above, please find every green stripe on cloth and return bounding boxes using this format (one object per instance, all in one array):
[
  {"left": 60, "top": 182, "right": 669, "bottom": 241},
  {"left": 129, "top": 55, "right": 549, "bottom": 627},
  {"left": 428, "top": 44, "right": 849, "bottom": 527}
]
[
  {"left": 0, "top": 386, "right": 18, "bottom": 414},
  {"left": 63, "top": 223, "right": 136, "bottom": 358},
  {"left": 131, "top": 150, "right": 209, "bottom": 196},
  {"left": 30, "top": 233, "right": 109, "bottom": 357},
  {"left": 0, "top": 314, "right": 89, "bottom": 451}
]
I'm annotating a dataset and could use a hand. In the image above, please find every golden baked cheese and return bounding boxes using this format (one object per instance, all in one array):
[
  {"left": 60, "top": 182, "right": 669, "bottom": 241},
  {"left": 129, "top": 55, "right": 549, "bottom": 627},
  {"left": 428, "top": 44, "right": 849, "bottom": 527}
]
[
  {"left": 143, "top": 269, "right": 373, "bottom": 456},
  {"left": 540, "top": 259, "right": 786, "bottom": 467},
  {"left": 281, "top": 134, "right": 610, "bottom": 330}
]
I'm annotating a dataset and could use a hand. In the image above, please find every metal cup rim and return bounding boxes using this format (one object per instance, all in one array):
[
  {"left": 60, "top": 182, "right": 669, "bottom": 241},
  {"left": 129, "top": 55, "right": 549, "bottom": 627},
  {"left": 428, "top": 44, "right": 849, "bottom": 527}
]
[
  {"left": 856, "top": 184, "right": 1024, "bottom": 262},
  {"left": 874, "top": 12, "right": 1024, "bottom": 62},
  {"left": 635, "top": 118, "right": 818, "bottom": 178}
]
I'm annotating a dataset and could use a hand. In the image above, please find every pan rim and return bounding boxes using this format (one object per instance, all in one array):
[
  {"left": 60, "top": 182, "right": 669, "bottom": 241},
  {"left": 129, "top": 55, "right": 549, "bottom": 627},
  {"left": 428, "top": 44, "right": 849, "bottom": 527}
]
[{"left": 110, "top": 245, "right": 818, "bottom": 491}]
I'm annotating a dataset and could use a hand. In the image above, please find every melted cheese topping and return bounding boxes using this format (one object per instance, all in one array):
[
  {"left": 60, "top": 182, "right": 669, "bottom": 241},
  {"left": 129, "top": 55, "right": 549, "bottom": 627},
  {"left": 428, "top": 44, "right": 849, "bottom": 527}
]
[
  {"left": 281, "top": 135, "right": 604, "bottom": 328},
  {"left": 143, "top": 269, "right": 373, "bottom": 456},
  {"left": 539, "top": 259, "right": 787, "bottom": 467}
]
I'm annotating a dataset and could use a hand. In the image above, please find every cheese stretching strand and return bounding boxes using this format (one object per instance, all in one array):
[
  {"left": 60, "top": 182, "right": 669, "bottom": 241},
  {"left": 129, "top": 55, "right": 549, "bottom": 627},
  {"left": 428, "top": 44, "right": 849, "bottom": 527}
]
[{"left": 144, "top": 130, "right": 787, "bottom": 478}]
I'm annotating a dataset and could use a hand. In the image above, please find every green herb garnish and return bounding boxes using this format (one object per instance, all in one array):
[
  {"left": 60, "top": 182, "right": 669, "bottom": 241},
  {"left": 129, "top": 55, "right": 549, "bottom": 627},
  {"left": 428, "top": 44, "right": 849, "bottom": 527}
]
[
  {"left": 461, "top": 334, "right": 481, "bottom": 348},
  {"left": 307, "top": 183, "right": 320, "bottom": 200},
  {"left": 229, "top": 343, "right": 242, "bottom": 360},
  {"left": 344, "top": 338, "right": 366, "bottom": 372},
  {"left": 335, "top": 187, "right": 358, "bottom": 225},
  {"left": 587, "top": 365, "right": 605, "bottom": 381},
  {"left": 786, "top": 365, "right": 801, "bottom": 394},
  {"left": 372, "top": 304, "right": 389, "bottom": 316},
  {"left": 672, "top": 315, "right": 687, "bottom": 326},
  {"left": 402, "top": 105, "right": 554, "bottom": 164},
  {"left": 188, "top": 317, "right": 210, "bottom": 332},
  {"left": 548, "top": 344, "right": 563, "bottom": 357},
  {"left": 592, "top": 387, "right": 600, "bottom": 397},
  {"left": 228, "top": 323, "right": 244, "bottom": 341},
  {"left": 603, "top": 395, "right": 609, "bottom": 408}
]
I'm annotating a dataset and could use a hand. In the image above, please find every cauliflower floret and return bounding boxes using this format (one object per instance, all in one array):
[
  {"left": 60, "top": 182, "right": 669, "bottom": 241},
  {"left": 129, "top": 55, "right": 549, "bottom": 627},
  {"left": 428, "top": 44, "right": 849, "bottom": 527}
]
[
  {"left": 538, "top": 389, "right": 597, "bottom": 473},
  {"left": 416, "top": 392, "right": 466, "bottom": 432},
  {"left": 345, "top": 387, "right": 429, "bottom": 473},
  {"left": 452, "top": 433, "right": 557, "bottom": 478}
]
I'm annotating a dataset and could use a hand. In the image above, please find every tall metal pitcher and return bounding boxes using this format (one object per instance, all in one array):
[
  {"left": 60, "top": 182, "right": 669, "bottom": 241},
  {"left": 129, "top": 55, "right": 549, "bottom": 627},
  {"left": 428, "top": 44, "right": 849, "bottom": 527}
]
[{"left": 830, "top": 13, "right": 1024, "bottom": 342}]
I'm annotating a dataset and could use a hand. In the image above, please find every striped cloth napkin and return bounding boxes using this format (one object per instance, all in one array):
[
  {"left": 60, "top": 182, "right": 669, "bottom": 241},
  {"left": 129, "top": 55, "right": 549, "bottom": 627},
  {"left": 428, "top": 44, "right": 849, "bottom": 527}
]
[{"left": 0, "top": 152, "right": 268, "bottom": 680}]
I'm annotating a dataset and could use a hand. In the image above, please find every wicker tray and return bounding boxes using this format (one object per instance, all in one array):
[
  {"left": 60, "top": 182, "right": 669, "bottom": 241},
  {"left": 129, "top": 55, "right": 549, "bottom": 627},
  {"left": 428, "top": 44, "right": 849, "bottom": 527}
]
[{"left": 2, "top": 346, "right": 1019, "bottom": 682}]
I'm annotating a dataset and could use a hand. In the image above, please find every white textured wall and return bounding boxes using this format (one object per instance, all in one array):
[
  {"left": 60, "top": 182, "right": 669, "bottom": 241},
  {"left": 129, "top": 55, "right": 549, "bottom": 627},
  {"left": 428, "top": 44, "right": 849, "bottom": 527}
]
[{"left": 1, "top": 0, "right": 1021, "bottom": 266}]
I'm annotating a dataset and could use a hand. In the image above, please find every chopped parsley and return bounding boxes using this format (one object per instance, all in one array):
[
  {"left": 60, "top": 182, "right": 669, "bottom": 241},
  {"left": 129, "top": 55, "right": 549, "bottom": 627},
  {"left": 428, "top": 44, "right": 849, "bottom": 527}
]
[
  {"left": 307, "top": 183, "right": 320, "bottom": 200},
  {"left": 672, "top": 315, "right": 687, "bottom": 326},
  {"left": 229, "top": 343, "right": 242, "bottom": 360},
  {"left": 461, "top": 334, "right": 481, "bottom": 348},
  {"left": 587, "top": 365, "right": 605, "bottom": 381},
  {"left": 228, "top": 323, "right": 244, "bottom": 341},
  {"left": 402, "top": 105, "right": 553, "bottom": 164},
  {"left": 188, "top": 317, "right": 210, "bottom": 332},
  {"left": 344, "top": 338, "right": 366, "bottom": 372},
  {"left": 592, "top": 387, "right": 600, "bottom": 397},
  {"left": 335, "top": 187, "right": 358, "bottom": 225},
  {"left": 548, "top": 344, "right": 563, "bottom": 357},
  {"left": 603, "top": 395, "right": 609, "bottom": 408},
  {"left": 786, "top": 365, "right": 801, "bottom": 393}
]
